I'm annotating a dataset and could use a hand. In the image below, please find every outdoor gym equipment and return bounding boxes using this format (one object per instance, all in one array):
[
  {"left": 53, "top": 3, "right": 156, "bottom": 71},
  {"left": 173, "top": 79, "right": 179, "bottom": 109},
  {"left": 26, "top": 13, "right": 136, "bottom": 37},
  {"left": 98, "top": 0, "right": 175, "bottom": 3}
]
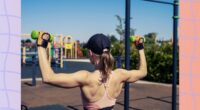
[{"left": 124, "top": 0, "right": 179, "bottom": 110}]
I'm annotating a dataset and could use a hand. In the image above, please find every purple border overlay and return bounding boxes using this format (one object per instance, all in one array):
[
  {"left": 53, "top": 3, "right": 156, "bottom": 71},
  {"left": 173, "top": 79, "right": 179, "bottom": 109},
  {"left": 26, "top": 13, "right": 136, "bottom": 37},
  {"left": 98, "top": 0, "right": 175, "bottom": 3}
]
[{"left": 0, "top": 0, "right": 21, "bottom": 110}]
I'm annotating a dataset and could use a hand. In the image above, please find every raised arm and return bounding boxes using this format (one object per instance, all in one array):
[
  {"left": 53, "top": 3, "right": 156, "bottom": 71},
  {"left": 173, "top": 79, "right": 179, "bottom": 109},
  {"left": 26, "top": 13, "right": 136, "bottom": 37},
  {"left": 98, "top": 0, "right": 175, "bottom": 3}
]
[
  {"left": 38, "top": 47, "right": 89, "bottom": 88},
  {"left": 36, "top": 32, "right": 88, "bottom": 88},
  {"left": 115, "top": 37, "right": 147, "bottom": 83}
]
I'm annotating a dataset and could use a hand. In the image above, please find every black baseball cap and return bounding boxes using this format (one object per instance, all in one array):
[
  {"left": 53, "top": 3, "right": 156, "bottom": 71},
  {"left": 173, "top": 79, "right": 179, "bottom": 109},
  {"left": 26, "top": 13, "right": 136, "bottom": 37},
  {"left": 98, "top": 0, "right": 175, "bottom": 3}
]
[{"left": 83, "top": 33, "right": 111, "bottom": 55}]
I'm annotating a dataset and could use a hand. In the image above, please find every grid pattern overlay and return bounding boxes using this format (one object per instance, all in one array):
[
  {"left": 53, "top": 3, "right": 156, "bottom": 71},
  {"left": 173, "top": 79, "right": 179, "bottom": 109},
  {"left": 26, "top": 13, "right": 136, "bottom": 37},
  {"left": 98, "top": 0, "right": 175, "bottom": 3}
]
[
  {"left": 180, "top": 0, "right": 200, "bottom": 110},
  {"left": 0, "top": 0, "right": 21, "bottom": 110}
]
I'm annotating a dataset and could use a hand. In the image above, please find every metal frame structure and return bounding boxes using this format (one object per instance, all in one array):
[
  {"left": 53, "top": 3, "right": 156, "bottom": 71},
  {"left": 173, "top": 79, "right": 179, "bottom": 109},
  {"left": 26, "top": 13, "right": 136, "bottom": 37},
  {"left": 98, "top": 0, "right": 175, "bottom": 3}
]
[{"left": 124, "top": 0, "right": 179, "bottom": 110}]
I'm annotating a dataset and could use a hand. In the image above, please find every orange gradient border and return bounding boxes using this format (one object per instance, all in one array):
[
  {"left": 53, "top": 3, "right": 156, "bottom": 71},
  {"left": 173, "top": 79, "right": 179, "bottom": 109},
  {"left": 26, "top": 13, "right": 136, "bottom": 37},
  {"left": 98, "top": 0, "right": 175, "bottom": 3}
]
[{"left": 180, "top": 0, "right": 200, "bottom": 110}]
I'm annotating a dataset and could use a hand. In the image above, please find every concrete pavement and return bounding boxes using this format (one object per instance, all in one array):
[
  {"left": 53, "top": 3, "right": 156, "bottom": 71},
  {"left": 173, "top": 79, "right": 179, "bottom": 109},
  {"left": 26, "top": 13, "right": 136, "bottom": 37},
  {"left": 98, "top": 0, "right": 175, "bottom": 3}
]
[{"left": 22, "top": 80, "right": 179, "bottom": 110}]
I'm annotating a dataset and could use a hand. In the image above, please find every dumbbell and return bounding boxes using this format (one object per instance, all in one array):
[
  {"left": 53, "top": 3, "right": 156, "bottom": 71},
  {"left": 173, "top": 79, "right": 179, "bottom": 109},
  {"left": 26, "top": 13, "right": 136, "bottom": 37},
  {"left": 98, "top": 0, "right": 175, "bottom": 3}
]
[
  {"left": 130, "top": 35, "right": 145, "bottom": 50},
  {"left": 31, "top": 30, "right": 54, "bottom": 48},
  {"left": 130, "top": 35, "right": 145, "bottom": 43},
  {"left": 31, "top": 30, "right": 54, "bottom": 42}
]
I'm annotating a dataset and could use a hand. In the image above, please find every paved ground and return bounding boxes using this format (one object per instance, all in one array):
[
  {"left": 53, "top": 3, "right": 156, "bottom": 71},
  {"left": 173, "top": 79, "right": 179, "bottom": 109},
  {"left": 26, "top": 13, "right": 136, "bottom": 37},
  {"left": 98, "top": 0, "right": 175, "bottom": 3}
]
[
  {"left": 22, "top": 59, "right": 179, "bottom": 110},
  {"left": 22, "top": 80, "right": 179, "bottom": 110}
]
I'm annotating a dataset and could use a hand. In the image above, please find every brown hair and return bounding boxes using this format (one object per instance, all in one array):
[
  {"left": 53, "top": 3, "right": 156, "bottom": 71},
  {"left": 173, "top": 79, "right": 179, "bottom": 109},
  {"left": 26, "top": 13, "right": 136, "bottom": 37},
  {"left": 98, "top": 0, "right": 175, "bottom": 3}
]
[{"left": 99, "top": 49, "right": 114, "bottom": 82}]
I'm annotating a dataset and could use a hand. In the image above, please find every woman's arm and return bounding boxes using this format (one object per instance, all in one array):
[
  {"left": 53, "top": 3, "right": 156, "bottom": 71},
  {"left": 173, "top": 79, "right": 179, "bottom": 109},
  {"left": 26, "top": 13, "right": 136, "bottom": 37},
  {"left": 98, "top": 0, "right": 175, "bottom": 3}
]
[
  {"left": 38, "top": 47, "right": 89, "bottom": 88},
  {"left": 115, "top": 49, "right": 147, "bottom": 83}
]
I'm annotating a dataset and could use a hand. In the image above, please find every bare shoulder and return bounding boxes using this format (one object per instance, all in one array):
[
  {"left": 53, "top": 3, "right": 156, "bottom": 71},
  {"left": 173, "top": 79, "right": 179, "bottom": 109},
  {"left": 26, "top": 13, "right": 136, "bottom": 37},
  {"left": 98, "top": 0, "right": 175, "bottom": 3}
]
[
  {"left": 113, "top": 68, "right": 128, "bottom": 81},
  {"left": 75, "top": 70, "right": 91, "bottom": 78},
  {"left": 72, "top": 70, "right": 92, "bottom": 86},
  {"left": 113, "top": 68, "right": 127, "bottom": 75},
  {"left": 79, "top": 70, "right": 100, "bottom": 86}
]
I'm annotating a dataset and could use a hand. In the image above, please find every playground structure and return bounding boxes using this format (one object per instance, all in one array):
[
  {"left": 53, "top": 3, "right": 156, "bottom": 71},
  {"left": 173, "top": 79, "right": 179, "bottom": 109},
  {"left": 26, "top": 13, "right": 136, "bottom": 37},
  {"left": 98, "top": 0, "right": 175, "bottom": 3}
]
[
  {"left": 21, "top": 33, "right": 63, "bottom": 68},
  {"left": 63, "top": 36, "right": 78, "bottom": 59},
  {"left": 51, "top": 34, "right": 64, "bottom": 68},
  {"left": 21, "top": 32, "right": 83, "bottom": 67}
]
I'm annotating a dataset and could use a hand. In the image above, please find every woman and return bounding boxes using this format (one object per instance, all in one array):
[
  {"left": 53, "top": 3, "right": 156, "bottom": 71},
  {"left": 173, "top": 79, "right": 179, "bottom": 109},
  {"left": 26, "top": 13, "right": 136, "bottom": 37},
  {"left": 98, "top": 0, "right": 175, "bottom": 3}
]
[{"left": 37, "top": 33, "right": 147, "bottom": 110}]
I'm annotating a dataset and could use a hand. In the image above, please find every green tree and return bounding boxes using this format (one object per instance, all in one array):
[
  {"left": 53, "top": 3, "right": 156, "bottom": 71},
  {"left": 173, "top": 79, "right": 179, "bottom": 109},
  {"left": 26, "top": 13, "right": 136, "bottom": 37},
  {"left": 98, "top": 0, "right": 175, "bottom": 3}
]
[
  {"left": 144, "top": 32, "right": 157, "bottom": 44},
  {"left": 115, "top": 15, "right": 124, "bottom": 41},
  {"left": 111, "top": 41, "right": 124, "bottom": 56},
  {"left": 108, "top": 34, "right": 119, "bottom": 44},
  {"left": 115, "top": 15, "right": 135, "bottom": 42}
]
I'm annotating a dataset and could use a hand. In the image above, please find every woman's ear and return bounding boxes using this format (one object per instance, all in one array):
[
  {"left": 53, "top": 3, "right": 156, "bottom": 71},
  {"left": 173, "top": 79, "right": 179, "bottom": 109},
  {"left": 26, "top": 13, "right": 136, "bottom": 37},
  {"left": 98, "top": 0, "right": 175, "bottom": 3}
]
[
  {"left": 89, "top": 50, "right": 95, "bottom": 65},
  {"left": 90, "top": 50, "right": 98, "bottom": 60}
]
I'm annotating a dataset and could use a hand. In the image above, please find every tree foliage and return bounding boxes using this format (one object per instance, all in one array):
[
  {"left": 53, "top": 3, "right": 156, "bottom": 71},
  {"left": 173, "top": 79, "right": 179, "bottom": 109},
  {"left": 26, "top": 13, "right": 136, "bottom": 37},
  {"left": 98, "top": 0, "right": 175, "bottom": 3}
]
[
  {"left": 111, "top": 32, "right": 179, "bottom": 84},
  {"left": 115, "top": 15, "right": 135, "bottom": 41}
]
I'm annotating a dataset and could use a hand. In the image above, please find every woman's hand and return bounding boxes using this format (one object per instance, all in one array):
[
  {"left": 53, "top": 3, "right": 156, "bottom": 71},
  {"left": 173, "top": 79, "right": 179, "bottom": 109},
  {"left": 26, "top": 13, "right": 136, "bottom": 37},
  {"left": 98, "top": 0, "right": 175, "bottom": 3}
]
[{"left": 37, "top": 32, "right": 51, "bottom": 48}]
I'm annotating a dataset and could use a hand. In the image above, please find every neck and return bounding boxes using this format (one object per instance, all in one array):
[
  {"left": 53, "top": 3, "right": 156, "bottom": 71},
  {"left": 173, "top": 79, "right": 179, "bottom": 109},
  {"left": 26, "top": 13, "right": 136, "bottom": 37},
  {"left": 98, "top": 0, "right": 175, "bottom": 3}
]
[{"left": 93, "top": 58, "right": 101, "bottom": 70}]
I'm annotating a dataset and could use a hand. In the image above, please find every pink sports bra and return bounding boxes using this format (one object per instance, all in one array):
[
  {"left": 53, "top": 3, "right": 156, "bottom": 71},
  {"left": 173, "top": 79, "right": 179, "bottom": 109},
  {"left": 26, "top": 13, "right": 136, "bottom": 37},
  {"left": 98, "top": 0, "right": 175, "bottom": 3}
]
[{"left": 83, "top": 72, "right": 117, "bottom": 110}]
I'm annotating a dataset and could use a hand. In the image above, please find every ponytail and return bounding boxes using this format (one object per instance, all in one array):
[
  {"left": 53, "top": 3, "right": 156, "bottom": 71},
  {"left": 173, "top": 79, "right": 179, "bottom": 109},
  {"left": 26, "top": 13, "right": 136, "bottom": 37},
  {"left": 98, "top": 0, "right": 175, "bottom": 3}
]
[{"left": 99, "top": 49, "right": 114, "bottom": 82}]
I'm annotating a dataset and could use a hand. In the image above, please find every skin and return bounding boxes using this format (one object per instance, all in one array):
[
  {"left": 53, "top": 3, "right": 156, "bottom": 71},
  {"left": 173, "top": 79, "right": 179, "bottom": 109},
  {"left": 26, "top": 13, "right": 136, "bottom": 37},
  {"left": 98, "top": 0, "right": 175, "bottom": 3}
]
[{"left": 37, "top": 34, "right": 147, "bottom": 103}]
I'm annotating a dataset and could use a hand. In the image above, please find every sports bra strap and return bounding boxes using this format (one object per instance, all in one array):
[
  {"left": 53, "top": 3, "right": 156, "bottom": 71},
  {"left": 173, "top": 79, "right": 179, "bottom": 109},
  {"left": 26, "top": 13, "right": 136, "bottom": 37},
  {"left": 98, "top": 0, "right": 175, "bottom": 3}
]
[{"left": 103, "top": 71, "right": 113, "bottom": 89}]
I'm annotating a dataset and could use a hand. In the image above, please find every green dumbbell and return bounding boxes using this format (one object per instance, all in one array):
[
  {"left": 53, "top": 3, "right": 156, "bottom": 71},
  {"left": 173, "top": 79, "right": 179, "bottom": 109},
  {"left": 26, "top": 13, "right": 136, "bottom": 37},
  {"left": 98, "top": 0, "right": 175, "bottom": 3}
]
[
  {"left": 49, "top": 33, "right": 54, "bottom": 42},
  {"left": 31, "top": 30, "right": 54, "bottom": 42},
  {"left": 31, "top": 30, "right": 39, "bottom": 40},
  {"left": 130, "top": 35, "right": 145, "bottom": 43}
]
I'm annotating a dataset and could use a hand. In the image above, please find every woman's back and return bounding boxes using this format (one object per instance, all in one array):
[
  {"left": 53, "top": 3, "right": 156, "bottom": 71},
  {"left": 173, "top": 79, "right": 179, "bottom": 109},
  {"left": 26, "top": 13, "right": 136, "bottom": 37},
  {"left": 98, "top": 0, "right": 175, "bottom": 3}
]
[
  {"left": 81, "top": 70, "right": 123, "bottom": 103},
  {"left": 80, "top": 70, "right": 123, "bottom": 109}
]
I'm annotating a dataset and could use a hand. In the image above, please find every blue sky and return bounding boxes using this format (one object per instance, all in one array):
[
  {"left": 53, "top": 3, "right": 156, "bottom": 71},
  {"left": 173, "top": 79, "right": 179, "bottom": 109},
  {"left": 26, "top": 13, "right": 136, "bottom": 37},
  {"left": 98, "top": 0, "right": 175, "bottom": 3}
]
[{"left": 22, "top": 0, "right": 173, "bottom": 42}]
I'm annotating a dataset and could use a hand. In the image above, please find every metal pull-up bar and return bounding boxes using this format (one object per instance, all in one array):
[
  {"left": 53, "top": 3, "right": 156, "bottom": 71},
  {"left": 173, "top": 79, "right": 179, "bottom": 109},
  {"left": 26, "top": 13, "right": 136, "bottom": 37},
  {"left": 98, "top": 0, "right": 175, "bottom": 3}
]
[
  {"left": 124, "top": 0, "right": 179, "bottom": 110},
  {"left": 142, "top": 0, "right": 174, "bottom": 5},
  {"left": 124, "top": 0, "right": 131, "bottom": 110}
]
